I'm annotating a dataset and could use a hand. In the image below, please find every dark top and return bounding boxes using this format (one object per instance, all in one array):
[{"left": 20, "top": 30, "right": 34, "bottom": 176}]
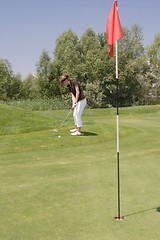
[{"left": 67, "top": 80, "right": 85, "bottom": 102}]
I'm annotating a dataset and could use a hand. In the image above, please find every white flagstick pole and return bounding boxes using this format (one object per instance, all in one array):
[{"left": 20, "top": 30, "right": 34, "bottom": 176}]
[
  {"left": 115, "top": 41, "right": 119, "bottom": 152},
  {"left": 115, "top": 41, "right": 124, "bottom": 220}
]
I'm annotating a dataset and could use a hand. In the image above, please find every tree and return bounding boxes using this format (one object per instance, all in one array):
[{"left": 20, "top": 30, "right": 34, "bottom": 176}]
[
  {"left": 80, "top": 29, "right": 111, "bottom": 107},
  {"left": 118, "top": 56, "right": 149, "bottom": 106},
  {"left": 145, "top": 33, "right": 160, "bottom": 104},
  {"left": 115, "top": 25, "right": 146, "bottom": 106},
  {"left": 8, "top": 74, "right": 23, "bottom": 99},
  {"left": 119, "top": 24, "right": 144, "bottom": 62},
  {"left": 36, "top": 49, "right": 52, "bottom": 97},
  {"left": 54, "top": 29, "right": 82, "bottom": 77},
  {"left": 2, "top": 24, "right": 159, "bottom": 107},
  {"left": 0, "top": 58, "right": 13, "bottom": 100},
  {"left": 53, "top": 29, "right": 82, "bottom": 101},
  {"left": 21, "top": 73, "right": 38, "bottom": 99}
]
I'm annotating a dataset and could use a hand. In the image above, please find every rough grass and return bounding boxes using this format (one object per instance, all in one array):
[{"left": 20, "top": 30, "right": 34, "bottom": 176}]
[
  {"left": 0, "top": 98, "right": 70, "bottom": 111},
  {"left": 0, "top": 104, "right": 160, "bottom": 240}
]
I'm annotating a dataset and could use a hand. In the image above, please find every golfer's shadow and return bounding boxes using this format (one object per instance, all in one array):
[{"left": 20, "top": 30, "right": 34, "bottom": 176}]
[
  {"left": 81, "top": 131, "right": 98, "bottom": 136},
  {"left": 157, "top": 207, "right": 160, "bottom": 212},
  {"left": 124, "top": 206, "right": 160, "bottom": 217}
]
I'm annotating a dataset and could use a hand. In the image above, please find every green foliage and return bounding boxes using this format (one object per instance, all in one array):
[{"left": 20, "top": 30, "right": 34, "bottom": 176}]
[
  {"left": 0, "top": 58, "right": 13, "bottom": 100},
  {"left": 8, "top": 74, "right": 23, "bottom": 100},
  {"left": 36, "top": 49, "right": 52, "bottom": 97},
  {"left": 145, "top": 33, "right": 160, "bottom": 104},
  {"left": 119, "top": 25, "right": 144, "bottom": 61},
  {"left": 80, "top": 28, "right": 102, "bottom": 85},
  {"left": 80, "top": 28, "right": 100, "bottom": 56},
  {"left": 1, "top": 25, "right": 160, "bottom": 107},
  {"left": 85, "top": 82, "right": 104, "bottom": 108},
  {"left": 147, "top": 33, "right": 160, "bottom": 65},
  {"left": 0, "top": 60, "right": 23, "bottom": 100},
  {"left": 54, "top": 29, "right": 82, "bottom": 76},
  {"left": 21, "top": 73, "right": 38, "bottom": 99}
]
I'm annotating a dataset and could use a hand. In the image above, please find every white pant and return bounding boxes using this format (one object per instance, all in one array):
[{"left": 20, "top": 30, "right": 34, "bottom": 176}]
[{"left": 73, "top": 98, "right": 87, "bottom": 128}]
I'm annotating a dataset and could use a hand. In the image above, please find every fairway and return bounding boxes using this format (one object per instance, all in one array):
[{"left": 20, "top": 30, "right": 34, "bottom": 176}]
[{"left": 0, "top": 104, "right": 160, "bottom": 240}]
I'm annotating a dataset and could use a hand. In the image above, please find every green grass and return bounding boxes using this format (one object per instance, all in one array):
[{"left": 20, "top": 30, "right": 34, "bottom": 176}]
[{"left": 0, "top": 104, "right": 160, "bottom": 240}]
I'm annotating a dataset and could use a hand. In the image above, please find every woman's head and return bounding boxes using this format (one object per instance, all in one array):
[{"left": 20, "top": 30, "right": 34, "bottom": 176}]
[{"left": 59, "top": 74, "right": 70, "bottom": 84}]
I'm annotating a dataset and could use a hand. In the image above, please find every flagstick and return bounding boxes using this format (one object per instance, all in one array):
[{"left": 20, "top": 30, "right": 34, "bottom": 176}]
[{"left": 114, "top": 41, "right": 124, "bottom": 220}]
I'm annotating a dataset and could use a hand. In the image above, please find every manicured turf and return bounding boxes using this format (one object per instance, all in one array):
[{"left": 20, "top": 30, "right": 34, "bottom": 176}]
[{"left": 0, "top": 104, "right": 160, "bottom": 240}]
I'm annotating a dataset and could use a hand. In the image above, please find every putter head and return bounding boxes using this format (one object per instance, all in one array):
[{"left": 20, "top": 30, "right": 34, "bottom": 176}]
[{"left": 53, "top": 129, "right": 58, "bottom": 132}]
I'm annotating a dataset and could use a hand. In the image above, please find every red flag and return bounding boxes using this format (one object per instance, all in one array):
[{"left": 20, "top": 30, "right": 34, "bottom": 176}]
[{"left": 106, "top": 0, "right": 123, "bottom": 57}]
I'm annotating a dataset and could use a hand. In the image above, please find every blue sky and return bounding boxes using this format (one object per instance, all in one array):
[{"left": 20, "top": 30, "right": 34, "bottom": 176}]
[{"left": 0, "top": 0, "right": 160, "bottom": 78}]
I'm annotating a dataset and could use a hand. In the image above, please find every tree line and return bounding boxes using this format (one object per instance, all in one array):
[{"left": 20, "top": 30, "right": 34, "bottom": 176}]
[{"left": 0, "top": 24, "right": 160, "bottom": 108}]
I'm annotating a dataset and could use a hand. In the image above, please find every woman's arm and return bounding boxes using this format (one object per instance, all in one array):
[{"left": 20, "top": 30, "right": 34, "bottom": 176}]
[{"left": 74, "top": 81, "right": 80, "bottom": 103}]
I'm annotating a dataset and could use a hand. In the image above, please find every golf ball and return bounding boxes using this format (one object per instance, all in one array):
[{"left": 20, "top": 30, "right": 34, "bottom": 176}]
[{"left": 58, "top": 135, "right": 61, "bottom": 138}]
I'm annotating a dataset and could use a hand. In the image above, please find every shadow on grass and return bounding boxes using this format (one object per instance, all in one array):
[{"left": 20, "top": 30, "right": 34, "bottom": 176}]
[
  {"left": 124, "top": 206, "right": 160, "bottom": 217},
  {"left": 157, "top": 207, "right": 160, "bottom": 212},
  {"left": 81, "top": 132, "right": 98, "bottom": 136}
]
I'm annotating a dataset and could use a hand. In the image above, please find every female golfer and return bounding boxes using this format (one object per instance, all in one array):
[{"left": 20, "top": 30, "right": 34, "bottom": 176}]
[{"left": 60, "top": 74, "right": 87, "bottom": 136}]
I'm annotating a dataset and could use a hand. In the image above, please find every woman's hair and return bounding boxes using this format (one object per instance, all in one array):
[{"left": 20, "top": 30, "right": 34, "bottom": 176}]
[{"left": 59, "top": 74, "right": 69, "bottom": 83}]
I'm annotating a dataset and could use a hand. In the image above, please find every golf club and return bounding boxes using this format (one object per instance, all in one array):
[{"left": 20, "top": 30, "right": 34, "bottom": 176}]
[{"left": 53, "top": 109, "right": 72, "bottom": 132}]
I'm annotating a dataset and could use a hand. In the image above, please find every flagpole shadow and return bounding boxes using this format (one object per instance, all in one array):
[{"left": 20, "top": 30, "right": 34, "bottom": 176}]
[{"left": 123, "top": 206, "right": 160, "bottom": 218}]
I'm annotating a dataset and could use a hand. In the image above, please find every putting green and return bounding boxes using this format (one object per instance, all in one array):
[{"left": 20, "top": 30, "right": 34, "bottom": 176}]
[{"left": 0, "top": 104, "right": 160, "bottom": 240}]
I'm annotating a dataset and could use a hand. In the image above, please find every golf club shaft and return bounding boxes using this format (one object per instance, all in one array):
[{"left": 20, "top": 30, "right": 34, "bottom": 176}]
[{"left": 57, "top": 109, "right": 72, "bottom": 130}]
